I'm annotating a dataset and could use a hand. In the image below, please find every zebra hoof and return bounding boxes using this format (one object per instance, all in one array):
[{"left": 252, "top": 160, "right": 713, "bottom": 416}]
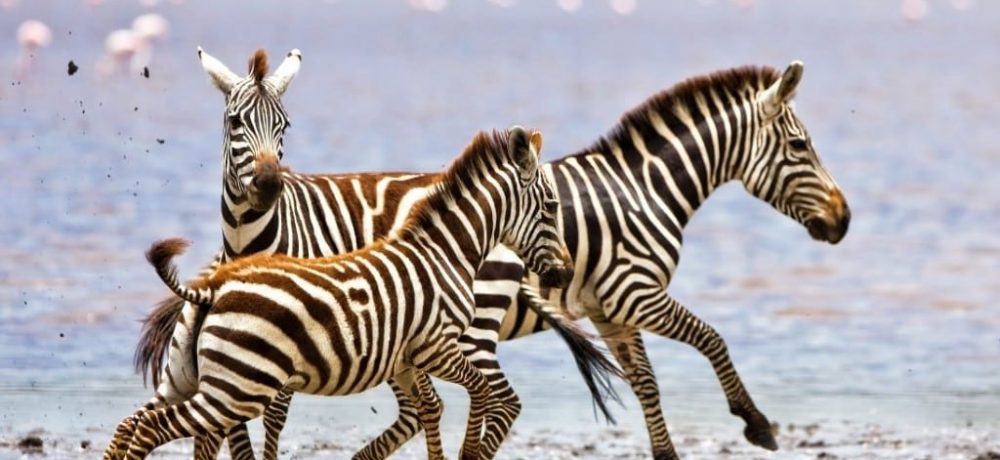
[
  {"left": 652, "top": 450, "right": 680, "bottom": 460},
  {"left": 744, "top": 423, "right": 779, "bottom": 451}
]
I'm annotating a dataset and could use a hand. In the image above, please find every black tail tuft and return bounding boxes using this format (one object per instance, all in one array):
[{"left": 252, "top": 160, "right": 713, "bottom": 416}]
[
  {"left": 518, "top": 285, "right": 625, "bottom": 424},
  {"left": 133, "top": 295, "right": 185, "bottom": 387}
]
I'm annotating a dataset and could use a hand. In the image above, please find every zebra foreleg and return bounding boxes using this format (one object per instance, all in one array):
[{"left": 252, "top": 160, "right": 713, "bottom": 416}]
[
  {"left": 413, "top": 339, "right": 498, "bottom": 460},
  {"left": 467, "top": 352, "right": 520, "bottom": 458},
  {"left": 615, "top": 292, "right": 777, "bottom": 451},
  {"left": 592, "top": 321, "right": 679, "bottom": 460},
  {"left": 351, "top": 380, "right": 426, "bottom": 460}
]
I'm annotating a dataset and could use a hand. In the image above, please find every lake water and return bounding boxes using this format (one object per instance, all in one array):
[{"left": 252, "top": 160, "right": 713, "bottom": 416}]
[{"left": 0, "top": 1, "right": 997, "bottom": 458}]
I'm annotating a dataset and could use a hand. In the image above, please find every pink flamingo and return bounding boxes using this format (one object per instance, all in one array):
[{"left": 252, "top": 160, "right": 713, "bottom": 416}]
[
  {"left": 130, "top": 13, "right": 169, "bottom": 75},
  {"left": 14, "top": 20, "right": 52, "bottom": 80}
]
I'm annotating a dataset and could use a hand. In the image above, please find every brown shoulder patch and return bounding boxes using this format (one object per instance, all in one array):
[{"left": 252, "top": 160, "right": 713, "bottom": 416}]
[{"left": 249, "top": 48, "right": 268, "bottom": 82}]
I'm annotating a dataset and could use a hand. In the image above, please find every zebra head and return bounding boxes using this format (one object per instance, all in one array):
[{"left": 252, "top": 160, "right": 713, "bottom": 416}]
[
  {"left": 502, "top": 127, "right": 574, "bottom": 289},
  {"left": 744, "top": 61, "right": 851, "bottom": 244},
  {"left": 198, "top": 47, "right": 301, "bottom": 212}
]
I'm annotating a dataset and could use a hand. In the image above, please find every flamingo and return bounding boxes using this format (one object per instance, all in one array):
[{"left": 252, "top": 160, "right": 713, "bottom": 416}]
[
  {"left": 130, "top": 13, "right": 169, "bottom": 75},
  {"left": 96, "top": 29, "right": 137, "bottom": 79},
  {"left": 14, "top": 20, "right": 52, "bottom": 80}
]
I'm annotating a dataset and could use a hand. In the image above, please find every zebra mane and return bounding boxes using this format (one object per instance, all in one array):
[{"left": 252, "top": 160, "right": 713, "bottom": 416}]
[
  {"left": 249, "top": 49, "right": 268, "bottom": 84},
  {"left": 401, "top": 128, "right": 515, "bottom": 236},
  {"left": 587, "top": 65, "right": 782, "bottom": 155}
]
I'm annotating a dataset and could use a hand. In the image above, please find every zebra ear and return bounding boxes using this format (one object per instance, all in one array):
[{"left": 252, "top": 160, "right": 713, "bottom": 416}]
[
  {"left": 508, "top": 126, "right": 537, "bottom": 179},
  {"left": 529, "top": 131, "right": 543, "bottom": 159},
  {"left": 265, "top": 49, "right": 302, "bottom": 96},
  {"left": 759, "top": 60, "right": 804, "bottom": 117},
  {"left": 198, "top": 46, "right": 240, "bottom": 94}
]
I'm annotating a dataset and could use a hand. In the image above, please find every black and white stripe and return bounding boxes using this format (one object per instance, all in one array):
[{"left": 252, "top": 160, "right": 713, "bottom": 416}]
[{"left": 106, "top": 127, "right": 574, "bottom": 460}]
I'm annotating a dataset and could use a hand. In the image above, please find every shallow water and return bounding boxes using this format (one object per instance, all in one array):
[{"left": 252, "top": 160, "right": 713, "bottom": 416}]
[{"left": 0, "top": 0, "right": 998, "bottom": 458}]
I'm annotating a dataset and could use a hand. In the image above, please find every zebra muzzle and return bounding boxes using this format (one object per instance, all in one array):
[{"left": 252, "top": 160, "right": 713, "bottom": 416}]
[{"left": 247, "top": 153, "right": 283, "bottom": 211}]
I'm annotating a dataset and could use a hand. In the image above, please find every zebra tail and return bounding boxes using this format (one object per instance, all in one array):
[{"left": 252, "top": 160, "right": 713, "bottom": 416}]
[
  {"left": 146, "top": 239, "right": 215, "bottom": 311},
  {"left": 133, "top": 295, "right": 185, "bottom": 388},
  {"left": 518, "top": 284, "right": 625, "bottom": 424}
]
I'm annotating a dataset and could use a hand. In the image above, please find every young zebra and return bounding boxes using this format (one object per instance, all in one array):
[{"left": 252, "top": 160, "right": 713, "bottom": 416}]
[
  {"left": 104, "top": 126, "right": 573, "bottom": 460},
  {"left": 129, "top": 48, "right": 618, "bottom": 460},
  {"left": 358, "top": 62, "right": 852, "bottom": 459}
]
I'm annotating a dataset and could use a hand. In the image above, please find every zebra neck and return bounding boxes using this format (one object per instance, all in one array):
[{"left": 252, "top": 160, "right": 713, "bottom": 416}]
[
  {"left": 220, "top": 185, "right": 280, "bottom": 261},
  {"left": 555, "top": 99, "right": 752, "bottom": 228},
  {"left": 401, "top": 195, "right": 501, "bottom": 287}
]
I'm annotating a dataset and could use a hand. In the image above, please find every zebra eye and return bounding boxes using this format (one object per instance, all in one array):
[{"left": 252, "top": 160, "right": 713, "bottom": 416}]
[
  {"left": 228, "top": 115, "right": 242, "bottom": 129},
  {"left": 789, "top": 138, "right": 809, "bottom": 151}
]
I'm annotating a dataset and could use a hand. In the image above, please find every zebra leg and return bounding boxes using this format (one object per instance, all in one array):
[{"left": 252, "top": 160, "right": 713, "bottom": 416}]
[
  {"left": 188, "top": 425, "right": 251, "bottom": 460},
  {"left": 414, "top": 339, "right": 497, "bottom": 460},
  {"left": 392, "top": 369, "right": 445, "bottom": 460},
  {"left": 193, "top": 430, "right": 224, "bottom": 460},
  {"left": 592, "top": 321, "right": 679, "bottom": 460},
  {"left": 614, "top": 292, "right": 777, "bottom": 451},
  {"left": 457, "top": 333, "right": 520, "bottom": 459},
  {"left": 104, "top": 371, "right": 197, "bottom": 460},
  {"left": 225, "top": 425, "right": 256, "bottom": 460},
  {"left": 351, "top": 380, "right": 426, "bottom": 460},
  {"left": 260, "top": 389, "right": 294, "bottom": 460},
  {"left": 124, "top": 385, "right": 276, "bottom": 460}
]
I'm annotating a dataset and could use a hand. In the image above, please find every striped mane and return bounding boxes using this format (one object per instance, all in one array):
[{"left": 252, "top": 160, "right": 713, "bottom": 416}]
[
  {"left": 585, "top": 66, "right": 782, "bottom": 155},
  {"left": 401, "top": 128, "right": 514, "bottom": 235}
]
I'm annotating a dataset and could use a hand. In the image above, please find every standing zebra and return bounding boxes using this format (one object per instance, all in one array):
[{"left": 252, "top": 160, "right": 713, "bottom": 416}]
[
  {"left": 356, "top": 61, "right": 852, "bottom": 459},
  {"left": 104, "top": 126, "right": 574, "bottom": 460},
  {"left": 130, "top": 48, "right": 619, "bottom": 460}
]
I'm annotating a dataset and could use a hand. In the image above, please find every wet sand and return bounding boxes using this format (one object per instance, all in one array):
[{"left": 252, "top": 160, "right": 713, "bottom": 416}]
[{"left": 2, "top": 421, "right": 998, "bottom": 459}]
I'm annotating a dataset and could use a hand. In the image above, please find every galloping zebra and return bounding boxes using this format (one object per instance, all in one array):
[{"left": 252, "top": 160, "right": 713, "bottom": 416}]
[
  {"left": 104, "top": 126, "right": 574, "bottom": 460},
  {"left": 354, "top": 61, "right": 852, "bottom": 459},
  {"left": 131, "top": 48, "right": 619, "bottom": 460},
  {"left": 138, "top": 53, "right": 849, "bottom": 459}
]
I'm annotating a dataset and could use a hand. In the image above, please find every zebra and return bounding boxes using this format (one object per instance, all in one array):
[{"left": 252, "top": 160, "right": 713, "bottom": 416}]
[
  {"left": 103, "top": 126, "right": 575, "bottom": 460},
  {"left": 139, "top": 54, "right": 849, "bottom": 459},
  {"left": 129, "top": 48, "right": 621, "bottom": 460},
  {"left": 352, "top": 61, "right": 852, "bottom": 459}
]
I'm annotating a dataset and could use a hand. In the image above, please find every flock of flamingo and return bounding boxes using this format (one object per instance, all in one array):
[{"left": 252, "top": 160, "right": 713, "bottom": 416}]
[
  {"left": 5, "top": 0, "right": 979, "bottom": 82},
  {"left": 11, "top": 7, "right": 169, "bottom": 81}
]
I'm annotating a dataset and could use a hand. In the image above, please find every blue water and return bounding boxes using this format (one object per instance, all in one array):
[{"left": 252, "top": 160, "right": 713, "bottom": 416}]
[{"left": 0, "top": 0, "right": 997, "bottom": 452}]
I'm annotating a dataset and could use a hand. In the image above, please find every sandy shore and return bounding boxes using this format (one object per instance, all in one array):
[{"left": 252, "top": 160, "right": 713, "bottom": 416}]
[{"left": 2, "top": 421, "right": 997, "bottom": 459}]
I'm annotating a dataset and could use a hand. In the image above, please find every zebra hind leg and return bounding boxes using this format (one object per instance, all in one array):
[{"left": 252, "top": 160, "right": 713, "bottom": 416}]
[
  {"left": 103, "top": 375, "right": 196, "bottom": 460},
  {"left": 392, "top": 369, "right": 445, "bottom": 460},
  {"left": 260, "top": 389, "right": 294, "bottom": 460},
  {"left": 193, "top": 430, "right": 225, "bottom": 460},
  {"left": 593, "top": 322, "right": 680, "bottom": 460},
  {"left": 351, "top": 380, "right": 426, "bottom": 460},
  {"left": 225, "top": 425, "right": 257, "bottom": 460},
  {"left": 124, "top": 393, "right": 263, "bottom": 460},
  {"left": 621, "top": 292, "right": 777, "bottom": 451},
  {"left": 413, "top": 338, "right": 497, "bottom": 460}
]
